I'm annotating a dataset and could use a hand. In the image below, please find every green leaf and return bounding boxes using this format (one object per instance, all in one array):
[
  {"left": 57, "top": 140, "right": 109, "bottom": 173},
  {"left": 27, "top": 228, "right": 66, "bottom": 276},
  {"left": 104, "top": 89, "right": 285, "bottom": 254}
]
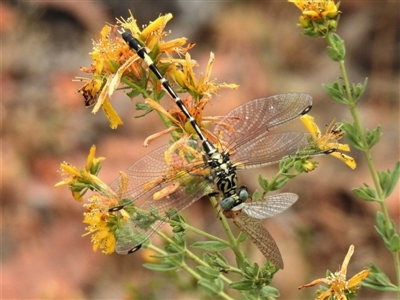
[
  {"left": 229, "top": 280, "right": 254, "bottom": 290},
  {"left": 352, "top": 77, "right": 368, "bottom": 103},
  {"left": 374, "top": 212, "right": 400, "bottom": 252},
  {"left": 172, "top": 232, "right": 185, "bottom": 247},
  {"left": 148, "top": 41, "right": 160, "bottom": 61},
  {"left": 365, "top": 126, "right": 382, "bottom": 149},
  {"left": 260, "top": 286, "right": 280, "bottom": 299},
  {"left": 247, "top": 263, "right": 259, "bottom": 277},
  {"left": 164, "top": 243, "right": 183, "bottom": 254},
  {"left": 126, "top": 88, "right": 142, "bottom": 99},
  {"left": 375, "top": 211, "right": 386, "bottom": 235},
  {"left": 155, "top": 89, "right": 166, "bottom": 101},
  {"left": 241, "top": 292, "right": 254, "bottom": 300},
  {"left": 323, "top": 81, "right": 347, "bottom": 104},
  {"left": 271, "top": 177, "right": 289, "bottom": 190},
  {"left": 134, "top": 101, "right": 153, "bottom": 118},
  {"left": 341, "top": 122, "right": 357, "bottom": 137},
  {"left": 362, "top": 263, "right": 398, "bottom": 291},
  {"left": 196, "top": 266, "right": 221, "bottom": 280},
  {"left": 326, "top": 33, "right": 346, "bottom": 61},
  {"left": 203, "top": 253, "right": 230, "bottom": 269},
  {"left": 387, "top": 234, "right": 400, "bottom": 252},
  {"left": 279, "top": 157, "right": 295, "bottom": 170},
  {"left": 258, "top": 175, "right": 269, "bottom": 191},
  {"left": 168, "top": 210, "right": 185, "bottom": 222},
  {"left": 283, "top": 173, "right": 297, "bottom": 179},
  {"left": 381, "top": 161, "right": 400, "bottom": 198},
  {"left": 143, "top": 263, "right": 180, "bottom": 272},
  {"left": 341, "top": 122, "right": 364, "bottom": 150},
  {"left": 237, "top": 231, "right": 248, "bottom": 243},
  {"left": 214, "top": 257, "right": 230, "bottom": 269},
  {"left": 197, "top": 278, "right": 223, "bottom": 296},
  {"left": 191, "top": 241, "right": 230, "bottom": 251},
  {"left": 352, "top": 186, "right": 378, "bottom": 201},
  {"left": 202, "top": 253, "right": 213, "bottom": 265},
  {"left": 172, "top": 225, "right": 185, "bottom": 233},
  {"left": 215, "top": 251, "right": 229, "bottom": 267},
  {"left": 252, "top": 189, "right": 262, "bottom": 201}
]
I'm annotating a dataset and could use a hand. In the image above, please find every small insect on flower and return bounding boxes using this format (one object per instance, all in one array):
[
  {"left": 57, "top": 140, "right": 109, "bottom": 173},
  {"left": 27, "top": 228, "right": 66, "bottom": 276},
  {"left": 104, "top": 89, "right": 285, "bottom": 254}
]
[
  {"left": 300, "top": 114, "right": 356, "bottom": 169},
  {"left": 76, "top": 77, "right": 103, "bottom": 108},
  {"left": 299, "top": 245, "right": 370, "bottom": 300}
]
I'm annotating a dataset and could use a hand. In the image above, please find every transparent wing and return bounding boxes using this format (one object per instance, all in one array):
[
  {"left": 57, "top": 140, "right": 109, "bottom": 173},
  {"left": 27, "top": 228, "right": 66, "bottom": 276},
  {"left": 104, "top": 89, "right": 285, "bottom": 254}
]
[
  {"left": 115, "top": 176, "right": 212, "bottom": 254},
  {"left": 232, "top": 131, "right": 338, "bottom": 169},
  {"left": 99, "top": 140, "right": 213, "bottom": 254},
  {"left": 107, "top": 140, "right": 206, "bottom": 206},
  {"left": 242, "top": 193, "right": 298, "bottom": 219},
  {"left": 214, "top": 93, "right": 312, "bottom": 152},
  {"left": 232, "top": 215, "right": 284, "bottom": 269}
]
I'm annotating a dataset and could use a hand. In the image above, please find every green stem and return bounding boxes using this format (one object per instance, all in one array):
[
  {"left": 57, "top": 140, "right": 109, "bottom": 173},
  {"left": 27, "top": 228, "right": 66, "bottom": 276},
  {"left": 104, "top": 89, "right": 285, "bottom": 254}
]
[
  {"left": 184, "top": 223, "right": 231, "bottom": 246},
  {"left": 147, "top": 244, "right": 234, "bottom": 300},
  {"left": 153, "top": 228, "right": 233, "bottom": 285},
  {"left": 338, "top": 59, "right": 391, "bottom": 228},
  {"left": 208, "top": 196, "right": 247, "bottom": 264},
  {"left": 335, "top": 47, "right": 400, "bottom": 298}
]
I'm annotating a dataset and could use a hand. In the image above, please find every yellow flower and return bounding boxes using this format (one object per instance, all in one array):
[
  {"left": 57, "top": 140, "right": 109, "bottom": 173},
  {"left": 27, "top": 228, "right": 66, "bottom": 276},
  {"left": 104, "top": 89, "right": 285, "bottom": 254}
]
[
  {"left": 83, "top": 195, "right": 118, "bottom": 254},
  {"left": 299, "top": 245, "right": 370, "bottom": 300},
  {"left": 76, "top": 13, "right": 198, "bottom": 128},
  {"left": 174, "top": 52, "right": 239, "bottom": 99},
  {"left": 289, "top": 0, "right": 339, "bottom": 20},
  {"left": 139, "top": 52, "right": 238, "bottom": 146},
  {"left": 55, "top": 145, "right": 109, "bottom": 200},
  {"left": 302, "top": 159, "right": 318, "bottom": 172},
  {"left": 300, "top": 115, "right": 356, "bottom": 169}
]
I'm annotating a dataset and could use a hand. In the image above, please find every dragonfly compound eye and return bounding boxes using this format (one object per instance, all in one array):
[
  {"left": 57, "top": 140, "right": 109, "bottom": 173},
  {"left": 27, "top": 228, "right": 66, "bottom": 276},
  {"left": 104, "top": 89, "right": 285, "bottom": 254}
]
[
  {"left": 220, "top": 197, "right": 236, "bottom": 210},
  {"left": 238, "top": 188, "right": 249, "bottom": 201}
]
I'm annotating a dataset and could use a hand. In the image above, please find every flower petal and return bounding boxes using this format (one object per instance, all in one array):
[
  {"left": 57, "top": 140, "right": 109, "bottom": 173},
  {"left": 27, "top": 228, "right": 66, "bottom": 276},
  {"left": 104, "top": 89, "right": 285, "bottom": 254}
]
[
  {"left": 101, "top": 97, "right": 123, "bottom": 129},
  {"left": 347, "top": 269, "right": 370, "bottom": 288}
]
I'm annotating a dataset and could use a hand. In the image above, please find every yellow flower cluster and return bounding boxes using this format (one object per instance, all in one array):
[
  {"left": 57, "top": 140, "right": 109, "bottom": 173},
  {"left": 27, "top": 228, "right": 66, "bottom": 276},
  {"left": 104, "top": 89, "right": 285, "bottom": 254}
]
[
  {"left": 83, "top": 195, "right": 117, "bottom": 254},
  {"left": 289, "top": 0, "right": 340, "bottom": 36},
  {"left": 77, "top": 12, "right": 238, "bottom": 132}
]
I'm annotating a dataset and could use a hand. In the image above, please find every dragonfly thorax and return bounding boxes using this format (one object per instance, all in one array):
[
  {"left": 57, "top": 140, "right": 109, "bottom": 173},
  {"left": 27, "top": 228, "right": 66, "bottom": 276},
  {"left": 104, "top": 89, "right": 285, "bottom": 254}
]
[{"left": 206, "top": 151, "right": 238, "bottom": 197}]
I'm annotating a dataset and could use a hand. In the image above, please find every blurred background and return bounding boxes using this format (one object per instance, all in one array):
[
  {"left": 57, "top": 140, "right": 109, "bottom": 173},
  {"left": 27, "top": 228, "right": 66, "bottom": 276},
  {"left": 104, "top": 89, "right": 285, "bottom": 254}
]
[{"left": 1, "top": 1, "right": 399, "bottom": 299}]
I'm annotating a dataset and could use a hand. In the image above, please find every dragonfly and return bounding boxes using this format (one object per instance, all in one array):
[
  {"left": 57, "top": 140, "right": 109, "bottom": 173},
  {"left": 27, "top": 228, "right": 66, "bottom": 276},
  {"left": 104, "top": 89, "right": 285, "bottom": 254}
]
[
  {"left": 220, "top": 188, "right": 298, "bottom": 269},
  {"left": 98, "top": 29, "right": 338, "bottom": 268}
]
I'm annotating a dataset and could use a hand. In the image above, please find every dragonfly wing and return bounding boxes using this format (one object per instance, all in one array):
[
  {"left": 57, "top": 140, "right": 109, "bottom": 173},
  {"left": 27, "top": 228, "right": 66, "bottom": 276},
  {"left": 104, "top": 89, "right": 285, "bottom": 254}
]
[
  {"left": 232, "top": 215, "right": 284, "bottom": 269},
  {"left": 243, "top": 193, "right": 298, "bottom": 219},
  {"left": 232, "top": 132, "right": 338, "bottom": 169},
  {"left": 107, "top": 140, "right": 205, "bottom": 208},
  {"left": 115, "top": 179, "right": 212, "bottom": 254},
  {"left": 214, "top": 93, "right": 312, "bottom": 152}
]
